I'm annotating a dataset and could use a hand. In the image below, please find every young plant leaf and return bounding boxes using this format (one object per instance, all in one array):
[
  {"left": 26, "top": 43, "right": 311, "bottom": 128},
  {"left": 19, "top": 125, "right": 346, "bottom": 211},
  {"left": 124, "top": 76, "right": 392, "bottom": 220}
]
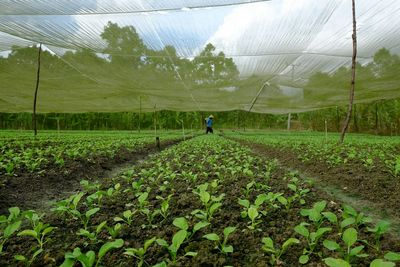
[{"left": 323, "top": 257, "right": 351, "bottom": 267}]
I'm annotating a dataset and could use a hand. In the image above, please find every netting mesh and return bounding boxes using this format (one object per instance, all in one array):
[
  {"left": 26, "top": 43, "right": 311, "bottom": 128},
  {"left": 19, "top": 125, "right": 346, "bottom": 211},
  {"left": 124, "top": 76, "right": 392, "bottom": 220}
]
[{"left": 0, "top": 0, "right": 399, "bottom": 113}]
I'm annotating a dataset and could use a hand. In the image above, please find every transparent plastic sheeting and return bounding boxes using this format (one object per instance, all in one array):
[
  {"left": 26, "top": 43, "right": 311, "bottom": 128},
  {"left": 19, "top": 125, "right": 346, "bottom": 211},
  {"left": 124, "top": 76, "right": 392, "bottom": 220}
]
[{"left": 0, "top": 0, "right": 399, "bottom": 113}]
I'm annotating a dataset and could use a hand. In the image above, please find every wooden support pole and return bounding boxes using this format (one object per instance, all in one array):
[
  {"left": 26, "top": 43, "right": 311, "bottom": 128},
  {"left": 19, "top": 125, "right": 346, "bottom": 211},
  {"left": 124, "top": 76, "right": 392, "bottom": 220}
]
[
  {"left": 287, "top": 113, "right": 291, "bottom": 131},
  {"left": 32, "top": 43, "right": 42, "bottom": 136},
  {"left": 138, "top": 96, "right": 141, "bottom": 133},
  {"left": 340, "top": 0, "right": 357, "bottom": 144}
]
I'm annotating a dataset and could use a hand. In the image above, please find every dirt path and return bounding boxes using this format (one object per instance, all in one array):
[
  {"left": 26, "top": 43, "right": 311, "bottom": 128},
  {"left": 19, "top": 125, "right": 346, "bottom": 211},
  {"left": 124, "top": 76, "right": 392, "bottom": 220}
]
[
  {"left": 236, "top": 139, "right": 400, "bottom": 235},
  {"left": 0, "top": 139, "right": 181, "bottom": 214}
]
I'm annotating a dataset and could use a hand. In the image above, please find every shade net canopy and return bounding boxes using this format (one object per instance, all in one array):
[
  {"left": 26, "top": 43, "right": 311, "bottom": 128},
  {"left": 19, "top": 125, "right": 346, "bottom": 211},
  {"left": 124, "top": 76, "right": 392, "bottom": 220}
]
[{"left": 0, "top": 0, "right": 399, "bottom": 113}]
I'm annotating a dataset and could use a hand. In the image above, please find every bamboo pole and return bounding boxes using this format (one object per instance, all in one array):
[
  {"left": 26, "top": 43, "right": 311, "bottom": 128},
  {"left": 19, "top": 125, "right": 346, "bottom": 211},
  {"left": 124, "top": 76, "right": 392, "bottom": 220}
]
[
  {"left": 340, "top": 0, "right": 357, "bottom": 144},
  {"left": 32, "top": 43, "right": 42, "bottom": 136}
]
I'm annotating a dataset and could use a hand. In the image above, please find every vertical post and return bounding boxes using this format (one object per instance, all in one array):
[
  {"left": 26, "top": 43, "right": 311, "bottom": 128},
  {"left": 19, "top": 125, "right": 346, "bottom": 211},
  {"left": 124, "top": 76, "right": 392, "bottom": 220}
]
[
  {"left": 340, "top": 0, "right": 357, "bottom": 144},
  {"left": 336, "top": 106, "right": 340, "bottom": 132},
  {"left": 182, "top": 120, "right": 185, "bottom": 140},
  {"left": 154, "top": 104, "right": 160, "bottom": 149},
  {"left": 325, "top": 119, "right": 328, "bottom": 143},
  {"left": 138, "top": 96, "right": 141, "bottom": 133},
  {"left": 287, "top": 113, "right": 291, "bottom": 131},
  {"left": 32, "top": 43, "right": 42, "bottom": 136}
]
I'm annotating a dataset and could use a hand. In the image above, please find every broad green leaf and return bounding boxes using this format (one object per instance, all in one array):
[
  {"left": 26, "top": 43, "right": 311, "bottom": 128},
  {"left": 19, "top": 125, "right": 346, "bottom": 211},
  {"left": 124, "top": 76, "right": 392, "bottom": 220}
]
[
  {"left": 172, "top": 230, "right": 187, "bottom": 250},
  {"left": 349, "top": 245, "right": 364, "bottom": 257},
  {"left": 370, "top": 259, "right": 395, "bottom": 267},
  {"left": 8, "top": 207, "right": 20, "bottom": 220},
  {"left": 153, "top": 261, "right": 168, "bottom": 267},
  {"left": 4, "top": 220, "right": 21, "bottom": 238},
  {"left": 123, "top": 210, "right": 133, "bottom": 218},
  {"left": 193, "top": 221, "right": 210, "bottom": 232},
  {"left": 98, "top": 239, "right": 124, "bottom": 260},
  {"left": 262, "top": 237, "right": 274, "bottom": 249},
  {"left": 138, "top": 192, "right": 148, "bottom": 204},
  {"left": 299, "top": 255, "right": 309, "bottom": 264},
  {"left": 96, "top": 221, "right": 107, "bottom": 233},
  {"left": 200, "top": 191, "right": 210, "bottom": 204},
  {"left": 323, "top": 240, "right": 340, "bottom": 251},
  {"left": 248, "top": 206, "right": 259, "bottom": 221},
  {"left": 17, "top": 229, "right": 37, "bottom": 238},
  {"left": 341, "top": 218, "right": 356, "bottom": 229},
  {"left": 81, "top": 251, "right": 96, "bottom": 267},
  {"left": 294, "top": 224, "right": 309, "bottom": 237},
  {"left": 323, "top": 257, "right": 351, "bottom": 267},
  {"left": 223, "top": 227, "right": 236, "bottom": 236},
  {"left": 173, "top": 217, "right": 189, "bottom": 231},
  {"left": 144, "top": 237, "right": 156, "bottom": 251},
  {"left": 60, "top": 258, "right": 75, "bottom": 267},
  {"left": 156, "top": 239, "right": 168, "bottom": 247},
  {"left": 73, "top": 192, "right": 84, "bottom": 208},
  {"left": 255, "top": 194, "right": 268, "bottom": 206},
  {"left": 238, "top": 199, "right": 250, "bottom": 208},
  {"left": 282, "top": 238, "right": 300, "bottom": 251},
  {"left": 343, "top": 228, "right": 357, "bottom": 247},
  {"left": 384, "top": 252, "right": 400, "bottom": 261},
  {"left": 85, "top": 208, "right": 100, "bottom": 218},
  {"left": 288, "top": 184, "right": 297, "bottom": 191},
  {"left": 14, "top": 255, "right": 26, "bottom": 261},
  {"left": 322, "top": 212, "right": 338, "bottom": 223},
  {"left": 203, "top": 233, "right": 220, "bottom": 241},
  {"left": 42, "top": 226, "right": 56, "bottom": 236},
  {"left": 209, "top": 202, "right": 222, "bottom": 215},
  {"left": 184, "top": 251, "right": 198, "bottom": 257},
  {"left": 222, "top": 245, "right": 233, "bottom": 253},
  {"left": 314, "top": 201, "right": 327, "bottom": 212},
  {"left": 315, "top": 227, "right": 332, "bottom": 239},
  {"left": 277, "top": 196, "right": 288, "bottom": 206},
  {"left": 343, "top": 204, "right": 357, "bottom": 217}
]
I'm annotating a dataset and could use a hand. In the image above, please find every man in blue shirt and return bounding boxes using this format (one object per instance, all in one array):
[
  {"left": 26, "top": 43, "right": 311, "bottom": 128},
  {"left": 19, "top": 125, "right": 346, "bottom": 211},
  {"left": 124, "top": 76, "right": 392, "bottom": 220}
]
[{"left": 205, "top": 115, "right": 214, "bottom": 134}]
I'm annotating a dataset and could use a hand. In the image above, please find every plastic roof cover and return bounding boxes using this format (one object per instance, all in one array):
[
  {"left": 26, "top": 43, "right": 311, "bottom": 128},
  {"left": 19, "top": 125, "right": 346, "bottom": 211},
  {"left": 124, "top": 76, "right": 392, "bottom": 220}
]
[{"left": 0, "top": 0, "right": 399, "bottom": 113}]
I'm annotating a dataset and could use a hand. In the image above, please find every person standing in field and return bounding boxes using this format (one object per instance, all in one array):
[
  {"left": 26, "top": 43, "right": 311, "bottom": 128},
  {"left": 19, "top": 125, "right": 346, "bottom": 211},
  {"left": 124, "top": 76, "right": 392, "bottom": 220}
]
[{"left": 205, "top": 115, "right": 214, "bottom": 134}]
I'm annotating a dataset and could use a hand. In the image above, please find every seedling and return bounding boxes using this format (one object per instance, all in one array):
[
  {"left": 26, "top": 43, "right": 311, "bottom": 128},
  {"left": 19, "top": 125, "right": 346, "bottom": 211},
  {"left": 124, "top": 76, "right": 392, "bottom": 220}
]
[
  {"left": 0, "top": 207, "right": 22, "bottom": 254},
  {"left": 114, "top": 210, "right": 135, "bottom": 226},
  {"left": 156, "top": 229, "right": 197, "bottom": 263},
  {"left": 367, "top": 220, "right": 390, "bottom": 252},
  {"left": 124, "top": 237, "right": 156, "bottom": 267},
  {"left": 294, "top": 222, "right": 331, "bottom": 264},
  {"left": 192, "top": 183, "right": 225, "bottom": 222},
  {"left": 300, "top": 200, "right": 327, "bottom": 228},
  {"left": 77, "top": 221, "right": 106, "bottom": 244},
  {"left": 156, "top": 194, "right": 173, "bottom": 221},
  {"left": 323, "top": 228, "right": 368, "bottom": 263},
  {"left": 61, "top": 239, "right": 124, "bottom": 267},
  {"left": 14, "top": 249, "right": 43, "bottom": 267},
  {"left": 261, "top": 237, "right": 300, "bottom": 266},
  {"left": 243, "top": 181, "right": 255, "bottom": 198},
  {"left": 18, "top": 220, "right": 56, "bottom": 249},
  {"left": 203, "top": 227, "right": 236, "bottom": 255},
  {"left": 342, "top": 204, "right": 372, "bottom": 229},
  {"left": 173, "top": 217, "right": 210, "bottom": 241}
]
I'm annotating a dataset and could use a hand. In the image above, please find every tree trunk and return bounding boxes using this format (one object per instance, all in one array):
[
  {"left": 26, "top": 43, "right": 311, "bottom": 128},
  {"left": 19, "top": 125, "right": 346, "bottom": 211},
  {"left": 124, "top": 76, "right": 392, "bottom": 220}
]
[{"left": 340, "top": 0, "right": 357, "bottom": 144}]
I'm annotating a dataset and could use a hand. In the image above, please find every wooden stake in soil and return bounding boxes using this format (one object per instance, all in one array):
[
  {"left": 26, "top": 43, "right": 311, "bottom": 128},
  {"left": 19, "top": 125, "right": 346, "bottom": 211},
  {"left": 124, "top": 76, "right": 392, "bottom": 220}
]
[
  {"left": 339, "top": 0, "right": 357, "bottom": 144},
  {"left": 32, "top": 43, "right": 42, "bottom": 136},
  {"left": 138, "top": 95, "right": 141, "bottom": 133}
]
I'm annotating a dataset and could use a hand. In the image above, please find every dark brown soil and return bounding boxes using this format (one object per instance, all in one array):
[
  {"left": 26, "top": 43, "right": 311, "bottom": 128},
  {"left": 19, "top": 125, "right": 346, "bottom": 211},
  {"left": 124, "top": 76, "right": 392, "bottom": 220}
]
[
  {"left": 237, "top": 139, "right": 400, "bottom": 223},
  {"left": 0, "top": 140, "right": 180, "bottom": 214},
  {"left": 1, "top": 136, "right": 399, "bottom": 267}
]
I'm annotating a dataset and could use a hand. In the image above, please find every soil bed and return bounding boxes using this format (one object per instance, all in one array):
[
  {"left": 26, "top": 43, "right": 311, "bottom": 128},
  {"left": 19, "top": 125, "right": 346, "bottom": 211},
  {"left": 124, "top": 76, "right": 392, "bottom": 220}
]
[
  {"left": 0, "top": 139, "right": 180, "bottom": 214},
  {"left": 236, "top": 139, "right": 400, "bottom": 225}
]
